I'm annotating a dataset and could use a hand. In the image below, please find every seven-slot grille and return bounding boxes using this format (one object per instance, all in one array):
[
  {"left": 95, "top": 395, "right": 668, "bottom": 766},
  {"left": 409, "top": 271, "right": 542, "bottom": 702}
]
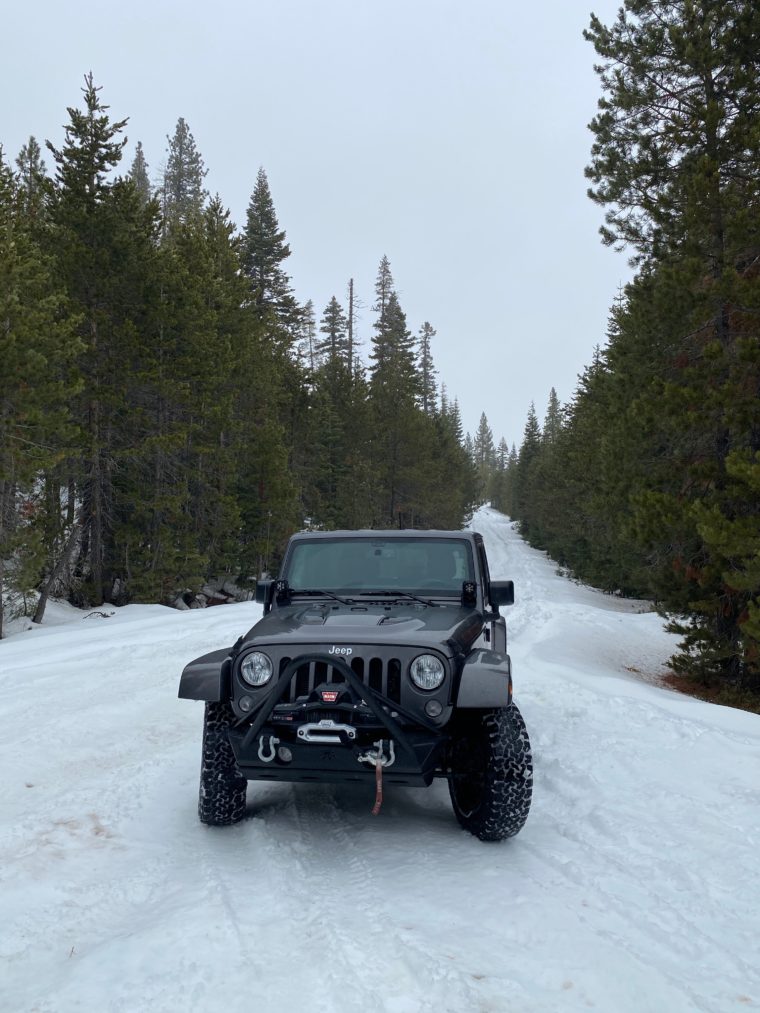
[{"left": 276, "top": 654, "right": 402, "bottom": 704}]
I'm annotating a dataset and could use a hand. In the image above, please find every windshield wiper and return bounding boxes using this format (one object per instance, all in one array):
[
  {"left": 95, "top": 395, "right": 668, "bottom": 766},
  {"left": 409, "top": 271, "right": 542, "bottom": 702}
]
[
  {"left": 290, "top": 588, "right": 354, "bottom": 605},
  {"left": 359, "top": 590, "right": 439, "bottom": 607}
]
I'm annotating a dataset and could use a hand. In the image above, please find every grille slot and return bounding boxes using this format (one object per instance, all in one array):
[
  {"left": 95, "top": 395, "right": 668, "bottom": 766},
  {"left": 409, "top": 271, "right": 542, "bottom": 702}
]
[
  {"left": 368, "top": 657, "right": 383, "bottom": 694},
  {"left": 388, "top": 659, "right": 401, "bottom": 701},
  {"left": 277, "top": 655, "right": 402, "bottom": 705}
]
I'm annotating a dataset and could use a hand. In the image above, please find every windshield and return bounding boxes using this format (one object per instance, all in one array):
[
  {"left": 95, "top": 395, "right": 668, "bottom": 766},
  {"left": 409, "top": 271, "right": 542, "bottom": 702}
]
[{"left": 283, "top": 537, "right": 474, "bottom": 596}]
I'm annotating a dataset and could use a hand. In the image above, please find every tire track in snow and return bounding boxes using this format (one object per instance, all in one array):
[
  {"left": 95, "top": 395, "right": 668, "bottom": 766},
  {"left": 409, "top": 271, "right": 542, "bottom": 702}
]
[{"left": 267, "top": 781, "right": 485, "bottom": 1013}]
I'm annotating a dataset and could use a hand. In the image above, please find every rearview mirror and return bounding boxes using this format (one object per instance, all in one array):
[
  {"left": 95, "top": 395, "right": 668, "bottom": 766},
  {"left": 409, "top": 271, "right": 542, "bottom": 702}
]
[{"left": 490, "top": 580, "right": 514, "bottom": 607}]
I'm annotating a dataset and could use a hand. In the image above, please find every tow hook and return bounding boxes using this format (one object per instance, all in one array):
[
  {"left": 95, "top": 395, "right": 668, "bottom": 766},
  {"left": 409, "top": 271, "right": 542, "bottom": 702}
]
[
  {"left": 258, "top": 735, "right": 280, "bottom": 762},
  {"left": 358, "top": 739, "right": 396, "bottom": 769}
]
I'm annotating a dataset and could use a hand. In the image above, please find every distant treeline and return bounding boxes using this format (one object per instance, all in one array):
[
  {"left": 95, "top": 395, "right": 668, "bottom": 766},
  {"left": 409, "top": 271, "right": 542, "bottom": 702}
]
[
  {"left": 0, "top": 75, "right": 482, "bottom": 634},
  {"left": 490, "top": 1, "right": 760, "bottom": 697}
]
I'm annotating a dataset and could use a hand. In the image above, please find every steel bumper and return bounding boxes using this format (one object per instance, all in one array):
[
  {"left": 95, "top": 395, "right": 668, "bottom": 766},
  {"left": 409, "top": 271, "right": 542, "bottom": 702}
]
[{"left": 229, "top": 652, "right": 448, "bottom": 786}]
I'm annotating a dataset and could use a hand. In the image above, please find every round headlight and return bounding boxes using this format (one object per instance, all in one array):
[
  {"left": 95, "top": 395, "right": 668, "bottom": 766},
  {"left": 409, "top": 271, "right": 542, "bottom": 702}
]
[
  {"left": 410, "top": 654, "right": 445, "bottom": 691},
  {"left": 240, "top": 651, "right": 273, "bottom": 687}
]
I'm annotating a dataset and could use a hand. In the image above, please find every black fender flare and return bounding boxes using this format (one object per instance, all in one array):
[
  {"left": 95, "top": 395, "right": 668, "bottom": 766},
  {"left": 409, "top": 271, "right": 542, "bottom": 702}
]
[
  {"left": 456, "top": 648, "right": 512, "bottom": 708},
  {"left": 178, "top": 648, "right": 231, "bottom": 701}
]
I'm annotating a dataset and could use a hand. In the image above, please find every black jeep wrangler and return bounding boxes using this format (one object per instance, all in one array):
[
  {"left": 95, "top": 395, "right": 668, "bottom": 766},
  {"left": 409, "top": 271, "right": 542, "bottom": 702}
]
[{"left": 179, "top": 530, "right": 532, "bottom": 841}]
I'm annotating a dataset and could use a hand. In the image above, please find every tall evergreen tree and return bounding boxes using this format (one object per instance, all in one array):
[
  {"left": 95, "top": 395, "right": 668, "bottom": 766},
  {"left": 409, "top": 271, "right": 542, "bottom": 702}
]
[
  {"left": 318, "top": 296, "right": 348, "bottom": 363},
  {"left": 15, "top": 136, "right": 48, "bottom": 219},
  {"left": 463, "top": 432, "right": 475, "bottom": 461},
  {"left": 439, "top": 383, "right": 449, "bottom": 418},
  {"left": 369, "top": 262, "right": 424, "bottom": 525},
  {"left": 299, "top": 299, "right": 317, "bottom": 371},
  {"left": 472, "top": 412, "right": 495, "bottom": 495},
  {"left": 346, "top": 277, "right": 359, "bottom": 374},
  {"left": 161, "top": 117, "right": 207, "bottom": 230},
  {"left": 513, "top": 403, "right": 542, "bottom": 537},
  {"left": 0, "top": 154, "right": 79, "bottom": 635},
  {"left": 586, "top": 1, "right": 760, "bottom": 265},
  {"left": 417, "top": 321, "right": 438, "bottom": 415},
  {"left": 128, "top": 140, "right": 151, "bottom": 204},
  {"left": 487, "top": 437, "right": 511, "bottom": 511},
  {"left": 473, "top": 413, "right": 495, "bottom": 471},
  {"left": 372, "top": 255, "right": 394, "bottom": 348},
  {"left": 448, "top": 398, "right": 464, "bottom": 445},
  {"left": 241, "top": 167, "right": 296, "bottom": 326},
  {"left": 46, "top": 74, "right": 158, "bottom": 604},
  {"left": 542, "top": 388, "right": 562, "bottom": 443}
]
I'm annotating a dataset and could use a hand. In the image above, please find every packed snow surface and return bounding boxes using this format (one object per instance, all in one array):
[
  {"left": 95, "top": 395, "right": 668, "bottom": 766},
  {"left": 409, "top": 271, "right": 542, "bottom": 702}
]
[{"left": 2, "top": 507, "right": 759, "bottom": 1012}]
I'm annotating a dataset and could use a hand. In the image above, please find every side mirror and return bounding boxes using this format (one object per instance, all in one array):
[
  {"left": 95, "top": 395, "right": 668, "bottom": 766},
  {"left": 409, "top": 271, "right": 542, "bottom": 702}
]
[
  {"left": 490, "top": 580, "right": 514, "bottom": 607},
  {"left": 255, "top": 579, "right": 274, "bottom": 605}
]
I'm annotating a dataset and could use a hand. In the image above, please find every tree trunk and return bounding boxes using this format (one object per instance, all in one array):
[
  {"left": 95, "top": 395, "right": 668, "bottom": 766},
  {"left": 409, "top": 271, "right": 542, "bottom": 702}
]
[
  {"left": 90, "top": 405, "right": 104, "bottom": 604},
  {"left": 33, "top": 519, "right": 82, "bottom": 625},
  {"left": 347, "top": 278, "right": 354, "bottom": 375}
]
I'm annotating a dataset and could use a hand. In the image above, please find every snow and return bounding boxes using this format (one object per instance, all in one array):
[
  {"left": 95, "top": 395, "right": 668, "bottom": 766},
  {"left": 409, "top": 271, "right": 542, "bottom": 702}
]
[{"left": 1, "top": 506, "right": 759, "bottom": 1013}]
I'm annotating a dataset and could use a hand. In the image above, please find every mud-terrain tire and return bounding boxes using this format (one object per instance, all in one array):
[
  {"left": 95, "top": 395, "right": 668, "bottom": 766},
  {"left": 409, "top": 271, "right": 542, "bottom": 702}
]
[
  {"left": 198, "top": 702, "right": 247, "bottom": 826},
  {"left": 448, "top": 703, "right": 532, "bottom": 841}
]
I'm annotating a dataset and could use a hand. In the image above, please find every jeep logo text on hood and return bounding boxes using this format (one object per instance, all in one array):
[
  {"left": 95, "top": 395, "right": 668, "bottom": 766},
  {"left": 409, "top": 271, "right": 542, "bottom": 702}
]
[{"left": 328, "top": 646, "right": 353, "bottom": 655}]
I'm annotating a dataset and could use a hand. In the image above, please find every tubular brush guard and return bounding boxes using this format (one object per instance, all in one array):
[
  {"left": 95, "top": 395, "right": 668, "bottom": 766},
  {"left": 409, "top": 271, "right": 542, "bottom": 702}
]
[{"left": 238, "top": 653, "right": 430, "bottom": 763}]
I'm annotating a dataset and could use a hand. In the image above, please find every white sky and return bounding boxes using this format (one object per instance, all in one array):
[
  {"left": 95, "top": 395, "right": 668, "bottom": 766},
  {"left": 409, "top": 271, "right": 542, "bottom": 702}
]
[{"left": 3, "top": 0, "right": 628, "bottom": 449}]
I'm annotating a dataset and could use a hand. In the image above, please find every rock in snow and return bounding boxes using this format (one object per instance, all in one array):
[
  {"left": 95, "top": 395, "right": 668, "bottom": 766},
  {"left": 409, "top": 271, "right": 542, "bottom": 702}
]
[{"left": 1, "top": 507, "right": 759, "bottom": 1012}]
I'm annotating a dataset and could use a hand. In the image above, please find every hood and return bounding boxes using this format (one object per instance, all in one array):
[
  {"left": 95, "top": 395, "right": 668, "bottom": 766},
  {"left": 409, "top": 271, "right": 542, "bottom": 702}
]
[{"left": 241, "top": 602, "right": 484, "bottom": 656}]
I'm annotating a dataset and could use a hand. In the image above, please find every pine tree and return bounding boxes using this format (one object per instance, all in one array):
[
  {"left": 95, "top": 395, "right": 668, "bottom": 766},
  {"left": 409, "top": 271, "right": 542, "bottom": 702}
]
[
  {"left": 0, "top": 155, "right": 79, "bottom": 635},
  {"left": 372, "top": 255, "right": 394, "bottom": 356},
  {"left": 420, "top": 410, "right": 480, "bottom": 529},
  {"left": 448, "top": 398, "right": 464, "bottom": 445},
  {"left": 369, "top": 261, "right": 423, "bottom": 525},
  {"left": 586, "top": 1, "right": 760, "bottom": 262},
  {"left": 15, "top": 137, "right": 48, "bottom": 219},
  {"left": 128, "top": 141, "right": 151, "bottom": 204},
  {"left": 505, "top": 444, "right": 519, "bottom": 516},
  {"left": 488, "top": 437, "right": 511, "bottom": 511},
  {"left": 473, "top": 413, "right": 495, "bottom": 470},
  {"left": 542, "top": 388, "right": 562, "bottom": 443},
  {"left": 472, "top": 412, "right": 495, "bottom": 497},
  {"left": 346, "top": 277, "right": 359, "bottom": 375},
  {"left": 241, "top": 167, "right": 297, "bottom": 327},
  {"left": 304, "top": 355, "right": 362, "bottom": 528},
  {"left": 439, "top": 383, "right": 449, "bottom": 418},
  {"left": 417, "top": 321, "right": 437, "bottom": 414},
  {"left": 161, "top": 118, "right": 207, "bottom": 230},
  {"left": 513, "top": 403, "right": 542, "bottom": 537},
  {"left": 46, "top": 74, "right": 159, "bottom": 604},
  {"left": 299, "top": 299, "right": 317, "bottom": 371},
  {"left": 317, "top": 296, "right": 348, "bottom": 363}
]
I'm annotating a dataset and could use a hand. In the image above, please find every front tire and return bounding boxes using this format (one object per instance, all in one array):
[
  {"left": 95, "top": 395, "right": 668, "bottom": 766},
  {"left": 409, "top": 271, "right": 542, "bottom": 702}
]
[
  {"left": 449, "top": 703, "right": 532, "bottom": 841},
  {"left": 198, "top": 702, "right": 247, "bottom": 826}
]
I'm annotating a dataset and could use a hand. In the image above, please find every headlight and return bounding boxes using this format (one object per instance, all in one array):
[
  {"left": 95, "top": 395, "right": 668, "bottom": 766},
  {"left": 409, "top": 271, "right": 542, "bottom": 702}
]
[
  {"left": 240, "top": 651, "right": 273, "bottom": 687},
  {"left": 410, "top": 654, "right": 445, "bottom": 691}
]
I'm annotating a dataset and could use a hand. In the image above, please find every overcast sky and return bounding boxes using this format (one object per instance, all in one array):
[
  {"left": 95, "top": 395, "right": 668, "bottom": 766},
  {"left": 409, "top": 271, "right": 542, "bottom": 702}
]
[{"left": 3, "top": 0, "right": 628, "bottom": 449}]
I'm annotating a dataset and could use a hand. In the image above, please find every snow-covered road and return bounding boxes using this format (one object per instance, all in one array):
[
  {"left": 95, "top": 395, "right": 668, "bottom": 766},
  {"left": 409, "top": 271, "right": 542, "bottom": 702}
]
[{"left": 2, "top": 507, "right": 759, "bottom": 1013}]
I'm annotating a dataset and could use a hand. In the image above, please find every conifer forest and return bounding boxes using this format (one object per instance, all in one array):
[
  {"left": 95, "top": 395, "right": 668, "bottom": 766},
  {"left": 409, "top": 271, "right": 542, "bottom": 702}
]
[
  {"left": 0, "top": 76, "right": 478, "bottom": 638},
  {"left": 491, "top": 2, "right": 760, "bottom": 697},
  {"left": 2, "top": 1, "right": 760, "bottom": 700}
]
